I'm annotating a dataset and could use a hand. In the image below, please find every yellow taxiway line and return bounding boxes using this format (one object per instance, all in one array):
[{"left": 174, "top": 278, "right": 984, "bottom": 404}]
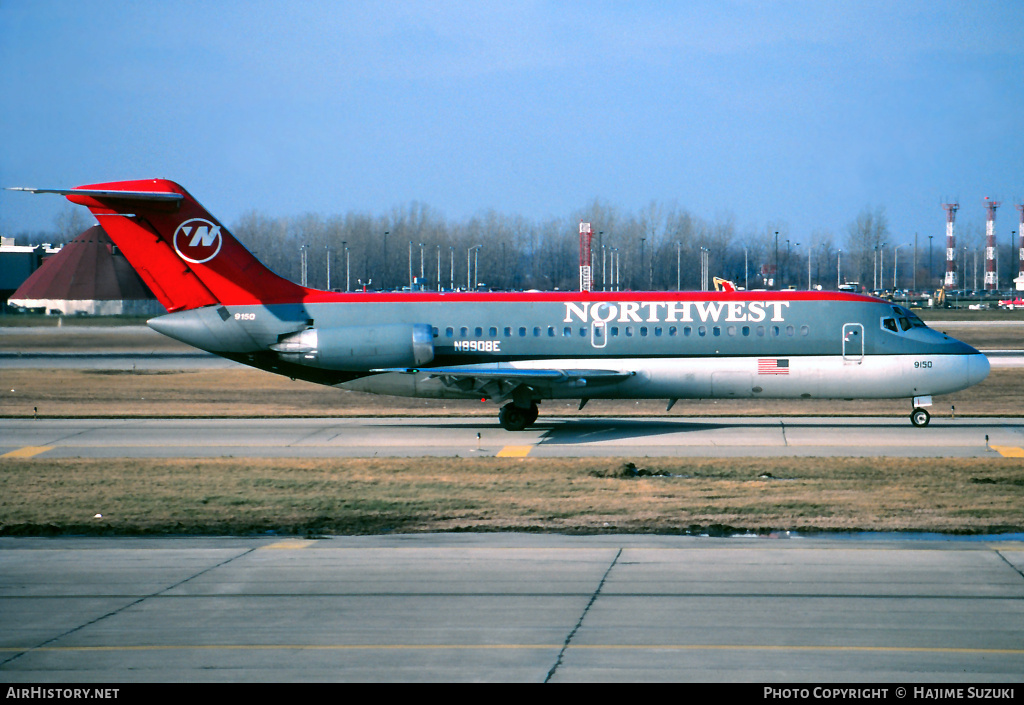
[
  {"left": 1, "top": 446, "right": 54, "bottom": 459},
  {"left": 496, "top": 445, "right": 533, "bottom": 457}
]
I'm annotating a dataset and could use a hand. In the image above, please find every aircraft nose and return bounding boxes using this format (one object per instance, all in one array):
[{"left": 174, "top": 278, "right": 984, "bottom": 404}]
[{"left": 968, "top": 353, "right": 990, "bottom": 388}]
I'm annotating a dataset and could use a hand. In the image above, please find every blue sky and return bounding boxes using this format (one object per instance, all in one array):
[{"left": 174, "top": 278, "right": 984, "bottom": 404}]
[{"left": 2, "top": 1, "right": 1023, "bottom": 243}]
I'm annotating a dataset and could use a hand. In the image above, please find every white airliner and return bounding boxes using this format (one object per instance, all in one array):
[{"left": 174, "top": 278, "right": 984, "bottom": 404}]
[{"left": 12, "top": 179, "right": 989, "bottom": 430}]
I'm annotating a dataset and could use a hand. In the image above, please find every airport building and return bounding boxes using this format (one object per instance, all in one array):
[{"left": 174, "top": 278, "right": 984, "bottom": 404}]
[{"left": 6, "top": 225, "right": 164, "bottom": 315}]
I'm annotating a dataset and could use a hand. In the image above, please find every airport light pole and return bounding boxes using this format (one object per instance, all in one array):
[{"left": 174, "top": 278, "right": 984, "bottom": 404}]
[
  {"left": 345, "top": 246, "right": 350, "bottom": 292},
  {"left": 382, "top": 231, "right": 388, "bottom": 290},
  {"left": 928, "top": 235, "right": 933, "bottom": 289},
  {"left": 1011, "top": 231, "right": 1017, "bottom": 293},
  {"left": 894, "top": 243, "right": 910, "bottom": 289},
  {"left": 837, "top": 249, "right": 842, "bottom": 288},
  {"left": 467, "top": 245, "right": 481, "bottom": 290},
  {"left": 325, "top": 245, "right": 332, "bottom": 291},
  {"left": 879, "top": 243, "right": 887, "bottom": 291},
  {"left": 640, "top": 238, "right": 645, "bottom": 291},
  {"left": 807, "top": 244, "right": 812, "bottom": 290},
  {"left": 743, "top": 246, "right": 748, "bottom": 291},
  {"left": 474, "top": 246, "right": 481, "bottom": 290},
  {"left": 676, "top": 241, "right": 681, "bottom": 291},
  {"left": 785, "top": 240, "right": 798, "bottom": 289},
  {"left": 774, "top": 232, "right": 779, "bottom": 289},
  {"left": 913, "top": 233, "right": 917, "bottom": 294}
]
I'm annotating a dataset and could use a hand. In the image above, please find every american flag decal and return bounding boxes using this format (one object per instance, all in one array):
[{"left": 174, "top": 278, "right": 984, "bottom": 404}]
[{"left": 758, "top": 358, "right": 790, "bottom": 375}]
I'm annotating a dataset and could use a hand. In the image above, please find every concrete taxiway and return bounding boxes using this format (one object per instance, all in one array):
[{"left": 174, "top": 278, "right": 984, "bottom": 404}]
[
  {"left": 4, "top": 416, "right": 1024, "bottom": 459},
  {"left": 1, "top": 534, "right": 1022, "bottom": 682}
]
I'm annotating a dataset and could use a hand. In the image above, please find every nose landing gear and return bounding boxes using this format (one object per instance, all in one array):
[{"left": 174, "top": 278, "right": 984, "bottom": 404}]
[{"left": 910, "top": 407, "right": 930, "bottom": 427}]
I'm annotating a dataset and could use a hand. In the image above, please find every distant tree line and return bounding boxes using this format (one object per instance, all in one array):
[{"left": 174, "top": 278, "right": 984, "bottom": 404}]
[{"left": 11, "top": 201, "right": 1018, "bottom": 293}]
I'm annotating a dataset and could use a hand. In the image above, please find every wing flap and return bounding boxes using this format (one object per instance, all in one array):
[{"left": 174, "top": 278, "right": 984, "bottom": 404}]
[{"left": 370, "top": 365, "right": 634, "bottom": 401}]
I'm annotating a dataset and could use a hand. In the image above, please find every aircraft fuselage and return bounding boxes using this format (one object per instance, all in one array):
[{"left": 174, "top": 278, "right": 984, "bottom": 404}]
[{"left": 148, "top": 290, "right": 989, "bottom": 407}]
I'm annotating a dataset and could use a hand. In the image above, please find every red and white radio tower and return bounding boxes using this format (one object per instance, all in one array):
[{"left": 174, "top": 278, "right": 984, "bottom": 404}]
[
  {"left": 1017, "top": 204, "right": 1024, "bottom": 284},
  {"left": 984, "top": 198, "right": 1000, "bottom": 291},
  {"left": 943, "top": 203, "right": 959, "bottom": 288},
  {"left": 579, "top": 222, "right": 593, "bottom": 292}
]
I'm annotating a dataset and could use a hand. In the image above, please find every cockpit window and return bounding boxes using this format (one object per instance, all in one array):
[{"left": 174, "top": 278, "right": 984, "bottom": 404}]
[
  {"left": 893, "top": 306, "right": 927, "bottom": 328},
  {"left": 882, "top": 318, "right": 898, "bottom": 333}
]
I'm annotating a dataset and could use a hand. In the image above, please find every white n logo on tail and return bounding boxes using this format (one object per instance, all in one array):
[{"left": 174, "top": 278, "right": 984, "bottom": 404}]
[{"left": 173, "top": 218, "right": 223, "bottom": 264}]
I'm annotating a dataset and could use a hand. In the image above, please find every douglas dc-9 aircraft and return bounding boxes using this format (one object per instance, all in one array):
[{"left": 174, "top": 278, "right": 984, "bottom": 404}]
[{"left": 13, "top": 179, "right": 989, "bottom": 430}]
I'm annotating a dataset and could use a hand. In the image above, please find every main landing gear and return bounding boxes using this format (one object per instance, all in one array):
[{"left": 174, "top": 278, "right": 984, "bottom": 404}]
[
  {"left": 910, "top": 407, "right": 930, "bottom": 427},
  {"left": 499, "top": 402, "right": 539, "bottom": 431}
]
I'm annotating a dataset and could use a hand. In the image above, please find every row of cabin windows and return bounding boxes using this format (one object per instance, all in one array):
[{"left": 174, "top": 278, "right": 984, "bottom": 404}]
[{"left": 435, "top": 324, "right": 811, "bottom": 339}]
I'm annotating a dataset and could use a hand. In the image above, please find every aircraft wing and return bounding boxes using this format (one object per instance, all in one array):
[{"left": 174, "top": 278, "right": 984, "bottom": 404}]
[{"left": 371, "top": 366, "right": 635, "bottom": 401}]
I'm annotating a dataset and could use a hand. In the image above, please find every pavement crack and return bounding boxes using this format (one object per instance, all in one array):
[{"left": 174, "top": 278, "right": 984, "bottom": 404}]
[
  {"left": 0, "top": 547, "right": 258, "bottom": 669},
  {"left": 544, "top": 547, "right": 621, "bottom": 683},
  {"left": 780, "top": 420, "right": 789, "bottom": 447},
  {"left": 993, "top": 548, "right": 1024, "bottom": 583}
]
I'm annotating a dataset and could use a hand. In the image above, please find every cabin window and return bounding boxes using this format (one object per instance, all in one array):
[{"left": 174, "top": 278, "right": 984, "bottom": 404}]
[
  {"left": 800, "top": 325, "right": 809, "bottom": 336},
  {"left": 698, "top": 326, "right": 707, "bottom": 337},
  {"left": 640, "top": 326, "right": 648, "bottom": 337},
  {"left": 610, "top": 326, "right": 619, "bottom": 337},
  {"left": 727, "top": 325, "right": 736, "bottom": 336},
  {"left": 460, "top": 327, "right": 469, "bottom": 338},
  {"left": 533, "top": 327, "right": 541, "bottom": 337},
  {"left": 684, "top": 326, "right": 692, "bottom": 337},
  {"left": 669, "top": 326, "right": 677, "bottom": 336},
  {"left": 489, "top": 327, "right": 498, "bottom": 336},
  {"left": 547, "top": 326, "right": 555, "bottom": 337},
  {"left": 786, "top": 325, "right": 795, "bottom": 336},
  {"left": 504, "top": 327, "right": 512, "bottom": 337},
  {"left": 655, "top": 327, "right": 663, "bottom": 337},
  {"left": 580, "top": 327, "right": 587, "bottom": 337},
  {"left": 712, "top": 326, "right": 721, "bottom": 337},
  {"left": 563, "top": 326, "right": 572, "bottom": 337},
  {"left": 771, "top": 326, "right": 780, "bottom": 337},
  {"left": 446, "top": 327, "right": 454, "bottom": 338},
  {"left": 432, "top": 327, "right": 439, "bottom": 338},
  {"left": 519, "top": 327, "right": 526, "bottom": 337},
  {"left": 742, "top": 326, "right": 750, "bottom": 337},
  {"left": 756, "top": 326, "right": 765, "bottom": 337},
  {"left": 475, "top": 327, "right": 483, "bottom": 336},
  {"left": 625, "top": 327, "right": 633, "bottom": 337}
]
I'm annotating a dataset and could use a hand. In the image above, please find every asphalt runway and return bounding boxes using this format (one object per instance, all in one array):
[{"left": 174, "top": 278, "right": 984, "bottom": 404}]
[
  {"left": 4, "top": 415, "right": 1024, "bottom": 459},
  {"left": 1, "top": 534, "right": 1022, "bottom": 683}
]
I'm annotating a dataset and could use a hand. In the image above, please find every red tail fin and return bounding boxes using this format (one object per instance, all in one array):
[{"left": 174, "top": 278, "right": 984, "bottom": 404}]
[{"left": 47, "top": 179, "right": 308, "bottom": 312}]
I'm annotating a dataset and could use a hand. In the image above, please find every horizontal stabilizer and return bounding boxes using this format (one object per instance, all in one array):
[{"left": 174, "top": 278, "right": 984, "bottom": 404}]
[{"left": 8, "top": 187, "right": 184, "bottom": 202}]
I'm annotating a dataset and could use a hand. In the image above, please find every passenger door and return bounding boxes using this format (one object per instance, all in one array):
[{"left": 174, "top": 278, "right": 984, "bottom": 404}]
[{"left": 842, "top": 323, "right": 864, "bottom": 363}]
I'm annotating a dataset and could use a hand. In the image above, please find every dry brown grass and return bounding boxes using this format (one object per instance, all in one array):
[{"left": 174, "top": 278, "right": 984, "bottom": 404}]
[{"left": 1, "top": 456, "right": 1021, "bottom": 536}]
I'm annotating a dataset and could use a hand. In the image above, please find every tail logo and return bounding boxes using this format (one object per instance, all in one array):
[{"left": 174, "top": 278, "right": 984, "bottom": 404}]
[{"left": 173, "top": 218, "right": 223, "bottom": 264}]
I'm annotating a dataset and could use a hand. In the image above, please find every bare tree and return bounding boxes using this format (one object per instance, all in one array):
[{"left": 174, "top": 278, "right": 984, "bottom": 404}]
[
  {"left": 845, "top": 206, "right": 889, "bottom": 289},
  {"left": 53, "top": 206, "right": 91, "bottom": 244}
]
